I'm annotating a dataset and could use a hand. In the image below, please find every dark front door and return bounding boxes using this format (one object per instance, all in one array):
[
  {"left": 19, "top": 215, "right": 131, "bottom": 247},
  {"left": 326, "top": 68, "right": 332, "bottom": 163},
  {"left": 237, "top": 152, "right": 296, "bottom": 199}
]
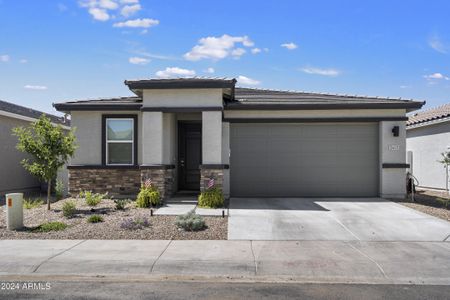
[{"left": 178, "top": 122, "right": 202, "bottom": 190}]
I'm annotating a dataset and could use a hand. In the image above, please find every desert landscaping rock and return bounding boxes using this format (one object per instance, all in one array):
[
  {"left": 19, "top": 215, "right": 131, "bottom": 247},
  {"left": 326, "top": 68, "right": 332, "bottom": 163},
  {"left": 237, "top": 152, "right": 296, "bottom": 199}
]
[
  {"left": 0, "top": 198, "right": 227, "bottom": 240},
  {"left": 395, "top": 190, "right": 450, "bottom": 222}
]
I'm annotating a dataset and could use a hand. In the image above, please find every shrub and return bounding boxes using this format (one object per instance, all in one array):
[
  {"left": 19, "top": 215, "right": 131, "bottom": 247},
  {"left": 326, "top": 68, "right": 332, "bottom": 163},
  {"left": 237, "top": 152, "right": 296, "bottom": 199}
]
[
  {"left": 437, "top": 197, "right": 450, "bottom": 209},
  {"left": 23, "top": 198, "right": 44, "bottom": 209},
  {"left": 120, "top": 217, "right": 150, "bottom": 230},
  {"left": 55, "top": 180, "right": 64, "bottom": 200},
  {"left": 62, "top": 201, "right": 77, "bottom": 218},
  {"left": 136, "top": 181, "right": 161, "bottom": 208},
  {"left": 34, "top": 221, "right": 68, "bottom": 232},
  {"left": 114, "top": 199, "right": 130, "bottom": 210},
  {"left": 80, "top": 190, "right": 106, "bottom": 207},
  {"left": 87, "top": 215, "right": 104, "bottom": 223},
  {"left": 175, "top": 210, "right": 206, "bottom": 231},
  {"left": 198, "top": 187, "right": 224, "bottom": 208}
]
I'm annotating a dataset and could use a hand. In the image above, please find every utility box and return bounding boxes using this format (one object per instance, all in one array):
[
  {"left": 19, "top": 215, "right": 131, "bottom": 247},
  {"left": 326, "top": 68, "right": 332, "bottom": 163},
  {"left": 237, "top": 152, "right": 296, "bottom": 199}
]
[{"left": 6, "top": 193, "right": 23, "bottom": 230}]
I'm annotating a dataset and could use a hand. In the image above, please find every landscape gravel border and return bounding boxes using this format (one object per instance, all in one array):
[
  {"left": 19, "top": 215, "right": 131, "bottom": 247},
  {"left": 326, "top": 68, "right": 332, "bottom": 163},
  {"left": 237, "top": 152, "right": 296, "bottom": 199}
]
[{"left": 0, "top": 198, "right": 227, "bottom": 240}]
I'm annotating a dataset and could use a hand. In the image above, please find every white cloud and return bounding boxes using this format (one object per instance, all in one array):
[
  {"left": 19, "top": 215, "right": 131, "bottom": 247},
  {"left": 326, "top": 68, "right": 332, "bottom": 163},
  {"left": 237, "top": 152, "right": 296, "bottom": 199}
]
[
  {"left": 231, "top": 48, "right": 246, "bottom": 58},
  {"left": 428, "top": 34, "right": 448, "bottom": 54},
  {"left": 24, "top": 85, "right": 47, "bottom": 90},
  {"left": 19, "top": 59, "right": 28, "bottom": 63},
  {"left": 113, "top": 18, "right": 159, "bottom": 28},
  {"left": 88, "top": 7, "right": 110, "bottom": 21},
  {"left": 423, "top": 72, "right": 450, "bottom": 80},
  {"left": 301, "top": 67, "right": 340, "bottom": 77},
  {"left": 120, "top": 0, "right": 138, "bottom": 3},
  {"left": 0, "top": 54, "right": 10, "bottom": 62},
  {"left": 281, "top": 42, "right": 298, "bottom": 50},
  {"left": 204, "top": 67, "right": 215, "bottom": 74},
  {"left": 237, "top": 75, "right": 260, "bottom": 86},
  {"left": 98, "top": 0, "right": 118, "bottom": 10},
  {"left": 251, "top": 48, "right": 261, "bottom": 54},
  {"left": 155, "top": 67, "right": 196, "bottom": 78},
  {"left": 400, "top": 85, "right": 411, "bottom": 89},
  {"left": 121, "top": 4, "right": 141, "bottom": 17},
  {"left": 184, "top": 34, "right": 254, "bottom": 61},
  {"left": 129, "top": 56, "right": 150, "bottom": 65}
]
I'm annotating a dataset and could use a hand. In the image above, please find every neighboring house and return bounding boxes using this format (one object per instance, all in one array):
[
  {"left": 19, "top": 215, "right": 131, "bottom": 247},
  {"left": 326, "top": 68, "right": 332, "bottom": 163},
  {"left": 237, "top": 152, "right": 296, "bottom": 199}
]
[
  {"left": 54, "top": 78, "right": 424, "bottom": 199},
  {"left": 407, "top": 103, "right": 450, "bottom": 190},
  {"left": 0, "top": 100, "right": 70, "bottom": 197}
]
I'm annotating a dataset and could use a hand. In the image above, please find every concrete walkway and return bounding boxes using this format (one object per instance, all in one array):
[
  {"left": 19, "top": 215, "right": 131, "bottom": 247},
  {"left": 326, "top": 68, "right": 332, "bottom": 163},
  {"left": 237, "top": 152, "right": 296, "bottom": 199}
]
[{"left": 1, "top": 240, "right": 450, "bottom": 285}]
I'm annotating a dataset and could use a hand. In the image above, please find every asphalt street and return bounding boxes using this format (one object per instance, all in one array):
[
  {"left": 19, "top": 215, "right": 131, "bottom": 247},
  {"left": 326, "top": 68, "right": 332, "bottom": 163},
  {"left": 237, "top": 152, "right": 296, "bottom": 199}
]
[{"left": 1, "top": 279, "right": 449, "bottom": 300}]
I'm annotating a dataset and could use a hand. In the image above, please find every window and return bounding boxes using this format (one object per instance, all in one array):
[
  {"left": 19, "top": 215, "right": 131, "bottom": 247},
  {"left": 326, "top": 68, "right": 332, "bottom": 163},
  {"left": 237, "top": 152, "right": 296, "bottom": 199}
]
[{"left": 105, "top": 118, "right": 134, "bottom": 165}]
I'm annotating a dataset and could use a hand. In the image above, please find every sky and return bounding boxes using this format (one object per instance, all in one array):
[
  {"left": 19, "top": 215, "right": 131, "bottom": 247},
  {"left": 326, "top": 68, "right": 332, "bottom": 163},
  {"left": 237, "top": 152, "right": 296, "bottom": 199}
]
[{"left": 0, "top": 0, "right": 449, "bottom": 115}]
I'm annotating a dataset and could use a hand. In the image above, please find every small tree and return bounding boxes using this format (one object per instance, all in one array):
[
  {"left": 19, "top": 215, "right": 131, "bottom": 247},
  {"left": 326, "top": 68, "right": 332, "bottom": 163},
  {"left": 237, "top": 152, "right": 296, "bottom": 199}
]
[
  {"left": 13, "top": 115, "right": 76, "bottom": 210},
  {"left": 438, "top": 152, "right": 450, "bottom": 193}
]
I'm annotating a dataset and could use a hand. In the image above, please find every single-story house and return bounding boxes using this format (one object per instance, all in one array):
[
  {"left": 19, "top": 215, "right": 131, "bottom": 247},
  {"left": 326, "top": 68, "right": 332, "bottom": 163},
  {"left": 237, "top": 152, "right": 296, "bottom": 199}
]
[
  {"left": 54, "top": 78, "right": 424, "bottom": 199},
  {"left": 407, "top": 103, "right": 450, "bottom": 190},
  {"left": 0, "top": 99, "right": 70, "bottom": 197}
]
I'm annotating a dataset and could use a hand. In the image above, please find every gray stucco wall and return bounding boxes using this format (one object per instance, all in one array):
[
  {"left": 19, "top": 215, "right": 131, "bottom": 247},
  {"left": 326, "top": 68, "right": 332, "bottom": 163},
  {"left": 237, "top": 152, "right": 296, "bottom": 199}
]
[
  {"left": 407, "top": 121, "right": 450, "bottom": 189},
  {"left": 0, "top": 115, "right": 40, "bottom": 195},
  {"left": 71, "top": 111, "right": 142, "bottom": 165}
]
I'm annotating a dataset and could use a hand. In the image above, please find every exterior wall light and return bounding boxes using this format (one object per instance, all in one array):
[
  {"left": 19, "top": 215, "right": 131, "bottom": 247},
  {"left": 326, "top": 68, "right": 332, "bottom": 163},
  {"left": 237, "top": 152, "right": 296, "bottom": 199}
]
[{"left": 392, "top": 126, "right": 399, "bottom": 137}]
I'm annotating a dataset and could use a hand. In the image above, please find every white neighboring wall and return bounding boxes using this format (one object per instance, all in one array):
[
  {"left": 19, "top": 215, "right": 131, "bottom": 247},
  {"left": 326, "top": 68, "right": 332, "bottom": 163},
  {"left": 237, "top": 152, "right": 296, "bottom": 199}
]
[{"left": 407, "top": 121, "right": 450, "bottom": 190}]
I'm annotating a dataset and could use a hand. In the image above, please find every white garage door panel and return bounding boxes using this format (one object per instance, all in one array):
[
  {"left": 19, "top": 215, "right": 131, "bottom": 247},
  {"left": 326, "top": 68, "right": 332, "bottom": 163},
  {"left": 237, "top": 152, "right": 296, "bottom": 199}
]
[{"left": 230, "top": 123, "right": 379, "bottom": 197}]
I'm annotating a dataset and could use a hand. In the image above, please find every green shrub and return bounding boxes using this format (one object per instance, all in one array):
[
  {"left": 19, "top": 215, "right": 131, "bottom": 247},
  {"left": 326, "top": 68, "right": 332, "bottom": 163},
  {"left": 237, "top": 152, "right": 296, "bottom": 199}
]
[
  {"left": 62, "top": 201, "right": 77, "bottom": 218},
  {"left": 55, "top": 180, "right": 64, "bottom": 200},
  {"left": 80, "top": 190, "right": 106, "bottom": 207},
  {"left": 175, "top": 210, "right": 206, "bottom": 231},
  {"left": 114, "top": 199, "right": 130, "bottom": 210},
  {"left": 87, "top": 215, "right": 104, "bottom": 223},
  {"left": 23, "top": 198, "right": 44, "bottom": 209},
  {"left": 198, "top": 188, "right": 224, "bottom": 208},
  {"left": 136, "top": 185, "right": 160, "bottom": 208},
  {"left": 34, "top": 221, "right": 68, "bottom": 232}
]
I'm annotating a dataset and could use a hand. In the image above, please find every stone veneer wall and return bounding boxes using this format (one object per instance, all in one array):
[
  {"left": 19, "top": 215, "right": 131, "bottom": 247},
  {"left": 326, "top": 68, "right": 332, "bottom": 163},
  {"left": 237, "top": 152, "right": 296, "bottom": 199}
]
[
  {"left": 68, "top": 167, "right": 175, "bottom": 199},
  {"left": 200, "top": 168, "right": 224, "bottom": 192},
  {"left": 140, "top": 168, "right": 174, "bottom": 200},
  {"left": 68, "top": 168, "right": 141, "bottom": 197}
]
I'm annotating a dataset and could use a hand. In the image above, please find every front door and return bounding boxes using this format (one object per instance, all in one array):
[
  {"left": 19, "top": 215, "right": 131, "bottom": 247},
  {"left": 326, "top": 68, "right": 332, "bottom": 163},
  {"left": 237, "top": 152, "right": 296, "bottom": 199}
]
[{"left": 178, "top": 122, "right": 202, "bottom": 190}]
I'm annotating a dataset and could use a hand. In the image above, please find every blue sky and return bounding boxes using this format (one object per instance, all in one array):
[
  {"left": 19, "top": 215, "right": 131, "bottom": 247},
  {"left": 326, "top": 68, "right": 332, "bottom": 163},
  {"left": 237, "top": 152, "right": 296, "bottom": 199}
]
[{"left": 0, "top": 0, "right": 449, "bottom": 115}]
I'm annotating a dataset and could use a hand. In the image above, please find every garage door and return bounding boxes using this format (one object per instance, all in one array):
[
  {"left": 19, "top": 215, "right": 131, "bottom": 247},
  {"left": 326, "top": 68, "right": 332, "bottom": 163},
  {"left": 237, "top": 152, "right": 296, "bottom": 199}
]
[{"left": 230, "top": 123, "right": 379, "bottom": 197}]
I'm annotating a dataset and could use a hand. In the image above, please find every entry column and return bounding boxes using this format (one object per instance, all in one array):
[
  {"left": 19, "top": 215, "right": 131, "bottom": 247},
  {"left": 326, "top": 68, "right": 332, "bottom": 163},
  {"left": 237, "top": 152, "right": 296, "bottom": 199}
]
[
  {"left": 201, "top": 111, "right": 226, "bottom": 193},
  {"left": 141, "top": 111, "right": 174, "bottom": 199}
]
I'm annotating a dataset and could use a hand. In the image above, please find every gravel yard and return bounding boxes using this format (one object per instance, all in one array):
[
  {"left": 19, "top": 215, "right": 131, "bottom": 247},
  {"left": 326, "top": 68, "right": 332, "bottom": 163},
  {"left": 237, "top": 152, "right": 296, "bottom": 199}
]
[
  {"left": 0, "top": 198, "right": 227, "bottom": 240},
  {"left": 395, "top": 189, "right": 450, "bottom": 222}
]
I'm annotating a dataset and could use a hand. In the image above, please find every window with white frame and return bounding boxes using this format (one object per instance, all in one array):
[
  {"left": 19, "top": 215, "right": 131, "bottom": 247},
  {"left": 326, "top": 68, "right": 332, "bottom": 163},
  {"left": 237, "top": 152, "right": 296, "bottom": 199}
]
[{"left": 106, "top": 118, "right": 134, "bottom": 165}]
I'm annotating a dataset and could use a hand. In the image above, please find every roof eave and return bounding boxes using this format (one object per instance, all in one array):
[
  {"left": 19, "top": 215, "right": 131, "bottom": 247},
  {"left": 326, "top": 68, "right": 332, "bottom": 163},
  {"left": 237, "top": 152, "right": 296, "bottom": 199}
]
[
  {"left": 225, "top": 101, "right": 426, "bottom": 111},
  {"left": 124, "top": 79, "right": 237, "bottom": 90},
  {"left": 53, "top": 103, "right": 142, "bottom": 112}
]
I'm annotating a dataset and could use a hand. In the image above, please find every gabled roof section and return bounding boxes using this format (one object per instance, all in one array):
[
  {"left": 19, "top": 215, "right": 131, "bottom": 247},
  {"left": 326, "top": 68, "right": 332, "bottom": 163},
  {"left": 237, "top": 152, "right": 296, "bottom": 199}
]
[
  {"left": 125, "top": 77, "right": 237, "bottom": 96},
  {"left": 1, "top": 99, "right": 69, "bottom": 126},
  {"left": 53, "top": 96, "right": 142, "bottom": 111},
  {"left": 228, "top": 88, "right": 425, "bottom": 111},
  {"left": 407, "top": 103, "right": 450, "bottom": 127}
]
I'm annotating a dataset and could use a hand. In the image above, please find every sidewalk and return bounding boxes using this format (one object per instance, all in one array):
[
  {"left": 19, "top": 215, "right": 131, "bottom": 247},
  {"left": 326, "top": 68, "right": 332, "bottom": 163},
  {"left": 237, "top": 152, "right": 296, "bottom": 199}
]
[{"left": 1, "top": 240, "right": 449, "bottom": 285}]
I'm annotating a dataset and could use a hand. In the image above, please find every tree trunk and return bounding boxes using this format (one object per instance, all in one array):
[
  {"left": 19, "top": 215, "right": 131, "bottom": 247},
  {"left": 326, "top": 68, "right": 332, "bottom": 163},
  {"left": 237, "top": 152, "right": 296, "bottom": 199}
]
[{"left": 47, "top": 180, "right": 51, "bottom": 210}]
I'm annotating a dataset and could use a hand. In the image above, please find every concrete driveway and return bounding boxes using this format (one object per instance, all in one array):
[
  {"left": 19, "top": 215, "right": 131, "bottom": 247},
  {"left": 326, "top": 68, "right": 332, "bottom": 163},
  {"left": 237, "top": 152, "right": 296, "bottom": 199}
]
[{"left": 228, "top": 198, "right": 450, "bottom": 241}]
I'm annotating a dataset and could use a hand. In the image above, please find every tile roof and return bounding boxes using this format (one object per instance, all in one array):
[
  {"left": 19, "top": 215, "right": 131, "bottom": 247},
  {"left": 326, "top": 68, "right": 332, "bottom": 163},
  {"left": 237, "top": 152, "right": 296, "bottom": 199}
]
[
  {"left": 53, "top": 96, "right": 142, "bottom": 111},
  {"left": 53, "top": 79, "right": 425, "bottom": 112},
  {"left": 231, "top": 87, "right": 424, "bottom": 110},
  {"left": 125, "top": 77, "right": 236, "bottom": 90},
  {"left": 0, "top": 99, "right": 69, "bottom": 126},
  {"left": 234, "top": 87, "right": 418, "bottom": 104},
  {"left": 407, "top": 103, "right": 450, "bottom": 126}
]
